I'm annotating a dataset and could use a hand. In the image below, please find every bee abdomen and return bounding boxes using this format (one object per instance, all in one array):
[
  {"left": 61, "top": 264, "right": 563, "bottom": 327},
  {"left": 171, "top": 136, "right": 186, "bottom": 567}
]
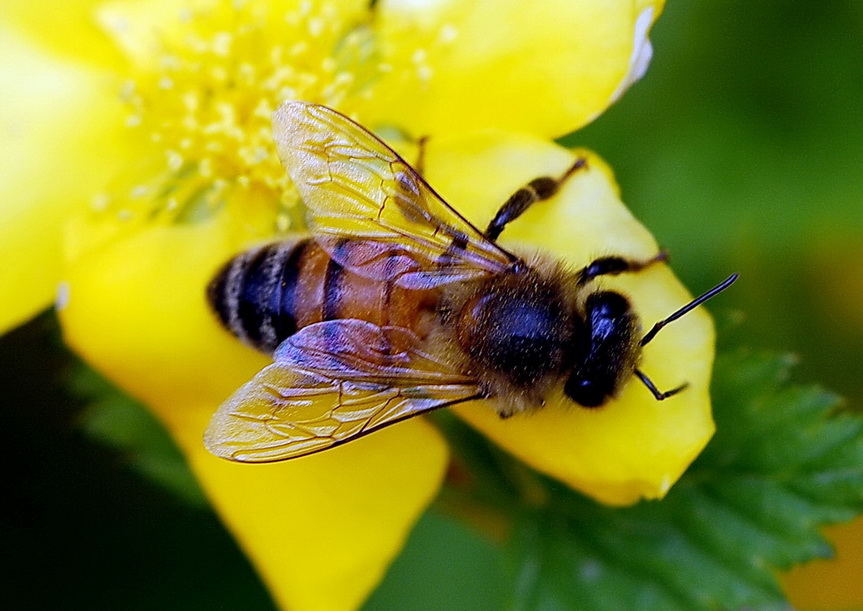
[
  {"left": 207, "top": 239, "right": 309, "bottom": 353},
  {"left": 208, "top": 238, "right": 442, "bottom": 354}
]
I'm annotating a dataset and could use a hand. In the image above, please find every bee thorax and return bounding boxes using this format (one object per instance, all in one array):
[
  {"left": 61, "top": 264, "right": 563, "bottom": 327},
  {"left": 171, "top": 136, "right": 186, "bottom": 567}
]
[{"left": 456, "top": 273, "right": 572, "bottom": 390}]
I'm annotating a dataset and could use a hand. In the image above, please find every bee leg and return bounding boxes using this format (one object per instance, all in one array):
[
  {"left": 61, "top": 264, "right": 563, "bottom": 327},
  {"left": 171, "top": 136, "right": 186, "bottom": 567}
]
[
  {"left": 575, "top": 251, "right": 669, "bottom": 286},
  {"left": 414, "top": 135, "right": 429, "bottom": 177},
  {"left": 634, "top": 370, "right": 689, "bottom": 401},
  {"left": 485, "top": 158, "right": 587, "bottom": 241}
]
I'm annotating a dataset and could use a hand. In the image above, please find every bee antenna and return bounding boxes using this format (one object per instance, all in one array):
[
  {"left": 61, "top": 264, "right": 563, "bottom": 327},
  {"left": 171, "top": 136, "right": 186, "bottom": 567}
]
[{"left": 640, "top": 273, "right": 739, "bottom": 347}]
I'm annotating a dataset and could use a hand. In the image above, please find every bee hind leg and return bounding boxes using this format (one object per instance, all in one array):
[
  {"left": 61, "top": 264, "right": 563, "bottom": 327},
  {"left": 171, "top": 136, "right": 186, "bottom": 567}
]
[
  {"left": 485, "top": 157, "right": 587, "bottom": 241},
  {"left": 414, "top": 135, "right": 429, "bottom": 177}
]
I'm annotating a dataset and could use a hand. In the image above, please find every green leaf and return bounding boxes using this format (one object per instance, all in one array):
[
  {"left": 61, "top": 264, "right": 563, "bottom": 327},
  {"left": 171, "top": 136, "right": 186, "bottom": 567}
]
[
  {"left": 503, "top": 350, "right": 863, "bottom": 610},
  {"left": 72, "top": 365, "right": 206, "bottom": 507}
]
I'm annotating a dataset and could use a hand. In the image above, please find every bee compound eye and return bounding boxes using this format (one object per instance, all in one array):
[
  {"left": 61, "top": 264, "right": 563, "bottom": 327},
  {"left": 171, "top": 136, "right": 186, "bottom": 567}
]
[
  {"left": 585, "top": 291, "right": 631, "bottom": 319},
  {"left": 564, "top": 375, "right": 608, "bottom": 408}
]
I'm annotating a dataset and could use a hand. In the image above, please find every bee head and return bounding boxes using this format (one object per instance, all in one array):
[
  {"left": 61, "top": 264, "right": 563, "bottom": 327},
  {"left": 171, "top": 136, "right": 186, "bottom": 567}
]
[{"left": 564, "top": 291, "right": 640, "bottom": 408}]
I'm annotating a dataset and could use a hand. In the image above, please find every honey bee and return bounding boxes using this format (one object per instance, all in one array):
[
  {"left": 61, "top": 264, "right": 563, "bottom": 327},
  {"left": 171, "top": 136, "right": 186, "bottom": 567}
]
[{"left": 204, "top": 101, "right": 737, "bottom": 462}]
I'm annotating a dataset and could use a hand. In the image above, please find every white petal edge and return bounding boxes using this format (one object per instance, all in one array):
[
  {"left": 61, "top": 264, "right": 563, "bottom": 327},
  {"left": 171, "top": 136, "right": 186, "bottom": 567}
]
[{"left": 609, "top": 6, "right": 656, "bottom": 103}]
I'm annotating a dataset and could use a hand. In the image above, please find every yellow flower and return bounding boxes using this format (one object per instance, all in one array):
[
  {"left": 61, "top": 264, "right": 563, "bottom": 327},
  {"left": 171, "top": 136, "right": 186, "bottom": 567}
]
[{"left": 0, "top": 0, "right": 721, "bottom": 609}]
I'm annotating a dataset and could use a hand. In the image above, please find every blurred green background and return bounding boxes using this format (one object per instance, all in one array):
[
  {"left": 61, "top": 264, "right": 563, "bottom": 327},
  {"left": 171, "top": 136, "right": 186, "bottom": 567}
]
[{"left": 2, "top": 1, "right": 861, "bottom": 609}]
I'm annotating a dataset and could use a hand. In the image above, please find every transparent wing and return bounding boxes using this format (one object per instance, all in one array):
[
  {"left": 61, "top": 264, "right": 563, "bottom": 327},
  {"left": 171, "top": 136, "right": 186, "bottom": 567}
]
[
  {"left": 273, "top": 101, "right": 518, "bottom": 289},
  {"left": 205, "top": 320, "right": 482, "bottom": 462}
]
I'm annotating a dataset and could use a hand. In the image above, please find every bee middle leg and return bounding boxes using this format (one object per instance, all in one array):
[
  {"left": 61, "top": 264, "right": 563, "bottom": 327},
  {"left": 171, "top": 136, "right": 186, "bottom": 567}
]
[{"left": 485, "top": 158, "right": 587, "bottom": 241}]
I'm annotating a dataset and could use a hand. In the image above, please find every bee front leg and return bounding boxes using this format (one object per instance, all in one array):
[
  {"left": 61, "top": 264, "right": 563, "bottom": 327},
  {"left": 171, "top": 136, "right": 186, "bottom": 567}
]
[
  {"left": 575, "top": 252, "right": 669, "bottom": 287},
  {"left": 634, "top": 370, "right": 689, "bottom": 401},
  {"left": 485, "top": 158, "right": 587, "bottom": 241}
]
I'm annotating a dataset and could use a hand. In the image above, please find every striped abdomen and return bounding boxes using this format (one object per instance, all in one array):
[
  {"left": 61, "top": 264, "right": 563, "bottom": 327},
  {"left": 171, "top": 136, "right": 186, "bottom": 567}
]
[{"left": 207, "top": 238, "right": 440, "bottom": 354}]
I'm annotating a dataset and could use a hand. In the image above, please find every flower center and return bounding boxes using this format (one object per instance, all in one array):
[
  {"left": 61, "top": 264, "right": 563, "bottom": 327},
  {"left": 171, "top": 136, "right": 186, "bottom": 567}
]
[{"left": 105, "top": 0, "right": 381, "bottom": 230}]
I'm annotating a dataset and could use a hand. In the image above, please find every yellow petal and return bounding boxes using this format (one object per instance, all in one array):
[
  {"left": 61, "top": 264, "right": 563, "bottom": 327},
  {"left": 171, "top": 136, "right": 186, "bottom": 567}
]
[
  {"left": 0, "top": 24, "right": 131, "bottom": 333},
  {"left": 421, "top": 131, "right": 714, "bottom": 506},
  {"left": 58, "top": 211, "right": 448, "bottom": 610},
  {"left": 98, "top": 0, "right": 371, "bottom": 67},
  {"left": 3, "top": 0, "right": 124, "bottom": 69},
  {"left": 177, "top": 403, "right": 447, "bottom": 611},
  {"left": 364, "top": 0, "right": 665, "bottom": 138}
]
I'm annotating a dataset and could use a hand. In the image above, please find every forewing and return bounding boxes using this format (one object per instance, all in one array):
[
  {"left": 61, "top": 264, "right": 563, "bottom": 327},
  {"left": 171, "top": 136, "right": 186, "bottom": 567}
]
[
  {"left": 272, "top": 101, "right": 516, "bottom": 289},
  {"left": 205, "top": 320, "right": 482, "bottom": 462}
]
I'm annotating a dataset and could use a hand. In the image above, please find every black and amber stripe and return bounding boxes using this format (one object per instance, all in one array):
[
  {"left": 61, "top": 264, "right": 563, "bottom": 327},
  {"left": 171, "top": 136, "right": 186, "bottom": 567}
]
[
  {"left": 322, "top": 240, "right": 350, "bottom": 321},
  {"left": 317, "top": 239, "right": 419, "bottom": 325},
  {"left": 208, "top": 238, "right": 442, "bottom": 355},
  {"left": 207, "top": 239, "right": 310, "bottom": 354}
]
